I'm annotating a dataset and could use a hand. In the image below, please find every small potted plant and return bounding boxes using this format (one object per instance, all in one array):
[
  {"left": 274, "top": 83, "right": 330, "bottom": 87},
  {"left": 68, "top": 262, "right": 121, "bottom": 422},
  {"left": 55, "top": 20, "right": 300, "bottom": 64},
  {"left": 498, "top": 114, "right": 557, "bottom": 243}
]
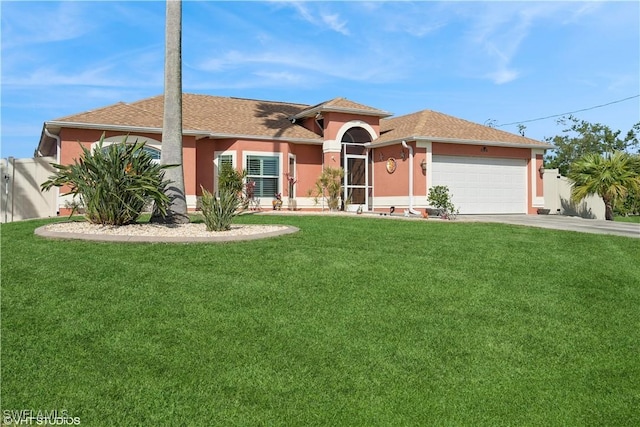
[
  {"left": 285, "top": 173, "right": 298, "bottom": 210},
  {"left": 272, "top": 193, "right": 283, "bottom": 210}
]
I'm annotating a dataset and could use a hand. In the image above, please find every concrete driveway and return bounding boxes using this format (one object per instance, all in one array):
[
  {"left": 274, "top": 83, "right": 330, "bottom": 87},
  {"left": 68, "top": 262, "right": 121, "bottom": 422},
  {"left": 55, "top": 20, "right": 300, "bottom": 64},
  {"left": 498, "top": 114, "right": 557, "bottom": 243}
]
[{"left": 462, "top": 215, "right": 640, "bottom": 238}]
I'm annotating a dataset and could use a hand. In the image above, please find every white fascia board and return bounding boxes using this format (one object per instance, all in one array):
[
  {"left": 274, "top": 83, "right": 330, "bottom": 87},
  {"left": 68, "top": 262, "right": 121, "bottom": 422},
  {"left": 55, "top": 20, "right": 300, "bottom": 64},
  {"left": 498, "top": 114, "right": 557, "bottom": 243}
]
[
  {"left": 45, "top": 121, "right": 325, "bottom": 145},
  {"left": 206, "top": 133, "right": 323, "bottom": 145},
  {"left": 291, "top": 106, "right": 392, "bottom": 120},
  {"left": 369, "top": 136, "right": 554, "bottom": 150},
  {"left": 44, "top": 121, "right": 208, "bottom": 138}
]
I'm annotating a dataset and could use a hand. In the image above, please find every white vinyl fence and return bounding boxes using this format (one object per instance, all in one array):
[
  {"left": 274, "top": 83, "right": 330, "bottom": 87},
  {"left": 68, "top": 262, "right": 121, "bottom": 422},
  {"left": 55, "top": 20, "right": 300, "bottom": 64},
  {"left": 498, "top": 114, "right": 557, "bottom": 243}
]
[
  {"left": 1, "top": 157, "right": 58, "bottom": 223},
  {"left": 543, "top": 168, "right": 605, "bottom": 220}
]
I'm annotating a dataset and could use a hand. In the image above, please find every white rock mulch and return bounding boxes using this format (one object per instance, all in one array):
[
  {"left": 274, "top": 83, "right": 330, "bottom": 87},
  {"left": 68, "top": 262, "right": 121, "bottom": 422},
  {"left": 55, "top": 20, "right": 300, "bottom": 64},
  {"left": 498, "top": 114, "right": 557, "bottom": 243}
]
[{"left": 35, "top": 221, "right": 297, "bottom": 243}]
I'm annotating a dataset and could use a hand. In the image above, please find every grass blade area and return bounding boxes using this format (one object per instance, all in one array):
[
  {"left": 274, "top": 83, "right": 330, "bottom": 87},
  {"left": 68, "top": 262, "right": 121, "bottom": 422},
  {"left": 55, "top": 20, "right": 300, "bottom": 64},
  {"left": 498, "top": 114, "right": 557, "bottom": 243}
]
[{"left": 2, "top": 215, "right": 639, "bottom": 425}]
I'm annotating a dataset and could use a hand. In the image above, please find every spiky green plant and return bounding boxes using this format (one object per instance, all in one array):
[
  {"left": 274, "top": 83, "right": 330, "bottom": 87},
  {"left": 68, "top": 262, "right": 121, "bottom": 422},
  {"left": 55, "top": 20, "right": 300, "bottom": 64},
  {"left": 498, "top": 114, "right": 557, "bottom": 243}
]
[
  {"left": 200, "top": 186, "right": 241, "bottom": 231},
  {"left": 217, "top": 162, "right": 246, "bottom": 197},
  {"left": 312, "top": 167, "right": 344, "bottom": 211},
  {"left": 41, "top": 135, "right": 173, "bottom": 225}
]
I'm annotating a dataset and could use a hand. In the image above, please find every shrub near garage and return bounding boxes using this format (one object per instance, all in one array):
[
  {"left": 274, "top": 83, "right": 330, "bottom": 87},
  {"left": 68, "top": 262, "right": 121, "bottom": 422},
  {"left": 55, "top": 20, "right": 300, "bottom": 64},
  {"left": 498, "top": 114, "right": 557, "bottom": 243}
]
[
  {"left": 427, "top": 185, "right": 459, "bottom": 219},
  {"left": 41, "top": 134, "right": 173, "bottom": 225}
]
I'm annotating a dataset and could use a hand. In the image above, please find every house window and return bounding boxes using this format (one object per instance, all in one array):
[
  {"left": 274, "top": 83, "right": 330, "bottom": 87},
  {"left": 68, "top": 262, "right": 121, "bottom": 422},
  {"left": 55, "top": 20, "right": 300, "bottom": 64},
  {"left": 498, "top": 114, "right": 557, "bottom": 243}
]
[
  {"left": 100, "top": 145, "right": 161, "bottom": 161},
  {"left": 214, "top": 151, "right": 236, "bottom": 193},
  {"left": 246, "top": 154, "right": 279, "bottom": 198},
  {"left": 95, "top": 136, "right": 162, "bottom": 163}
]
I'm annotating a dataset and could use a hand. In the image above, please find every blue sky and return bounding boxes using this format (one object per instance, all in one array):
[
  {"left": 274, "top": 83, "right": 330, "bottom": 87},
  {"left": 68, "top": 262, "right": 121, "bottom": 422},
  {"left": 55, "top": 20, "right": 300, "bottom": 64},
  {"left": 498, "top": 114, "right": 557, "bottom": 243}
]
[{"left": 1, "top": 0, "right": 639, "bottom": 159}]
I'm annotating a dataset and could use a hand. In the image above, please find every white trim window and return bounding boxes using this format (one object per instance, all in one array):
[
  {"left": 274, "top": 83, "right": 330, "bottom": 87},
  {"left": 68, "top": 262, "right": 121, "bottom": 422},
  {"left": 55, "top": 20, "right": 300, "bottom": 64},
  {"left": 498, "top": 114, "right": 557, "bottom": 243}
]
[
  {"left": 93, "top": 135, "right": 162, "bottom": 163},
  {"left": 245, "top": 153, "right": 281, "bottom": 198},
  {"left": 214, "top": 151, "right": 237, "bottom": 193}
]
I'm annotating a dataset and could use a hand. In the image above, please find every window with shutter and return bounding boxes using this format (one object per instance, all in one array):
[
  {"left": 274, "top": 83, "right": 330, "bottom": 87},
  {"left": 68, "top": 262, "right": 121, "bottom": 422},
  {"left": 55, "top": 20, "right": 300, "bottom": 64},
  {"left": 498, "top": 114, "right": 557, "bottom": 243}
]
[{"left": 246, "top": 155, "right": 280, "bottom": 198}]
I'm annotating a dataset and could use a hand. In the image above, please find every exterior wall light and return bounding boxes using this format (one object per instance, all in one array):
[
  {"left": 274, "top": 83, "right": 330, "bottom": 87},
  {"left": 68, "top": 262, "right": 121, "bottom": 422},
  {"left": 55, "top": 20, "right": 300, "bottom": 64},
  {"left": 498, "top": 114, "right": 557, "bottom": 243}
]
[
  {"left": 420, "top": 158, "right": 427, "bottom": 173},
  {"left": 538, "top": 165, "right": 545, "bottom": 178}
]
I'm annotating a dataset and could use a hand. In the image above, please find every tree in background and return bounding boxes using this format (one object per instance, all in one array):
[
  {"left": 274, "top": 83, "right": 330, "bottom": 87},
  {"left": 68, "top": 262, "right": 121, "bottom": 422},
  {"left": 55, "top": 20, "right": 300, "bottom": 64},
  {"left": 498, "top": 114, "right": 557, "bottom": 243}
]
[
  {"left": 545, "top": 116, "right": 639, "bottom": 176},
  {"left": 568, "top": 151, "right": 640, "bottom": 221}
]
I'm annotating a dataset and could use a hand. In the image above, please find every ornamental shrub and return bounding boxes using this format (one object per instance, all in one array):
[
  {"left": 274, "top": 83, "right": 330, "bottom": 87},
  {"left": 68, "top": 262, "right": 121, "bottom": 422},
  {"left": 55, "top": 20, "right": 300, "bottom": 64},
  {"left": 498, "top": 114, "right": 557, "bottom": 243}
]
[
  {"left": 427, "top": 185, "right": 459, "bottom": 219},
  {"left": 312, "top": 167, "right": 344, "bottom": 211},
  {"left": 218, "top": 162, "right": 246, "bottom": 196},
  {"left": 200, "top": 186, "right": 241, "bottom": 231},
  {"left": 41, "top": 134, "right": 173, "bottom": 225}
]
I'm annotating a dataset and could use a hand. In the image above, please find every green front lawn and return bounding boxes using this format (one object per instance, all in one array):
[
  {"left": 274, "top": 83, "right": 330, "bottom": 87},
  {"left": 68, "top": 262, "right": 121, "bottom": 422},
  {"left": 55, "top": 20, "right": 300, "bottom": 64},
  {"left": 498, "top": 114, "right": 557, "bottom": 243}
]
[
  {"left": 2, "top": 215, "right": 639, "bottom": 425},
  {"left": 615, "top": 215, "right": 640, "bottom": 223}
]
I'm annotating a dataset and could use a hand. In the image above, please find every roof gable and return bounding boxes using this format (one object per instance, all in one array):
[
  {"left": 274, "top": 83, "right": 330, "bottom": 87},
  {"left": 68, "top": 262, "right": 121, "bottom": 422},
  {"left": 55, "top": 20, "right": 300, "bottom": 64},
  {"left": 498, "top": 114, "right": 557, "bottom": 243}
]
[{"left": 292, "top": 97, "right": 392, "bottom": 119}]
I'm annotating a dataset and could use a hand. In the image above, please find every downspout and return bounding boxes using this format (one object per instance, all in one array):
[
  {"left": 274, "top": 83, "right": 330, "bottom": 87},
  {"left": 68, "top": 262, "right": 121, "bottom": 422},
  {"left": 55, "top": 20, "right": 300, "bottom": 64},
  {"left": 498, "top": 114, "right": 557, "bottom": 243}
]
[
  {"left": 369, "top": 145, "right": 375, "bottom": 212},
  {"left": 402, "top": 140, "right": 420, "bottom": 215},
  {"left": 44, "top": 127, "right": 61, "bottom": 215}
]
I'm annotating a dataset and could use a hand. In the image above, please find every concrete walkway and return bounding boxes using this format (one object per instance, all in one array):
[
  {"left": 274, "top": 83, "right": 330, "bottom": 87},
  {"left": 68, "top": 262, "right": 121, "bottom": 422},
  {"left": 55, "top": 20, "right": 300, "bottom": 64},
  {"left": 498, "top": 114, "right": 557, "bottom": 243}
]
[
  {"left": 460, "top": 214, "right": 640, "bottom": 238},
  {"left": 262, "top": 210, "right": 640, "bottom": 238}
]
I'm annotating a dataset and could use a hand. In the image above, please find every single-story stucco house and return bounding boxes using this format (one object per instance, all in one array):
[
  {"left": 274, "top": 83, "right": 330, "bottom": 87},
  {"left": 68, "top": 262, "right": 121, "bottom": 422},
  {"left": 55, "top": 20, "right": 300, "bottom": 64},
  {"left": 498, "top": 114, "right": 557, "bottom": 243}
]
[{"left": 35, "top": 93, "right": 553, "bottom": 215}]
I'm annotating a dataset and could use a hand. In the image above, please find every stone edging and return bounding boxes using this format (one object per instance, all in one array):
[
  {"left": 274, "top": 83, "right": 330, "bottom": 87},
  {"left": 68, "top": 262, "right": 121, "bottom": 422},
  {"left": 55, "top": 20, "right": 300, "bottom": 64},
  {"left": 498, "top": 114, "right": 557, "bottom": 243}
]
[{"left": 34, "top": 224, "right": 300, "bottom": 244}]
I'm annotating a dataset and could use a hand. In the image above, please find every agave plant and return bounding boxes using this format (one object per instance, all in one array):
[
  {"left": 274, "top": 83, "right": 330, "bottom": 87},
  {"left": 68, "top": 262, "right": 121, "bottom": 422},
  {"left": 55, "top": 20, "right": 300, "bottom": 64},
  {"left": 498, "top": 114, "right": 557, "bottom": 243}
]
[
  {"left": 41, "top": 135, "right": 174, "bottom": 225},
  {"left": 200, "top": 186, "right": 241, "bottom": 231}
]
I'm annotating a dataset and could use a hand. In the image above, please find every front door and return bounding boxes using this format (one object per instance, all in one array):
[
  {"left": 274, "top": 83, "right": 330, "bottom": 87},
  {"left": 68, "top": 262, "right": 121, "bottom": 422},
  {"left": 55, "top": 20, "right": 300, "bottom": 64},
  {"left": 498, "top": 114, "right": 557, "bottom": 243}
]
[{"left": 344, "top": 153, "right": 368, "bottom": 211}]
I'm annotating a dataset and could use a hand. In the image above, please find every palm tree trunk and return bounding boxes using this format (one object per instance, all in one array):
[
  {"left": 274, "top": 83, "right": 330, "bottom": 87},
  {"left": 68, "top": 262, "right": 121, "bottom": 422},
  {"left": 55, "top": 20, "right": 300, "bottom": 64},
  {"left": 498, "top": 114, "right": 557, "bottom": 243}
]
[
  {"left": 603, "top": 196, "right": 614, "bottom": 221},
  {"left": 153, "top": 0, "right": 189, "bottom": 224}
]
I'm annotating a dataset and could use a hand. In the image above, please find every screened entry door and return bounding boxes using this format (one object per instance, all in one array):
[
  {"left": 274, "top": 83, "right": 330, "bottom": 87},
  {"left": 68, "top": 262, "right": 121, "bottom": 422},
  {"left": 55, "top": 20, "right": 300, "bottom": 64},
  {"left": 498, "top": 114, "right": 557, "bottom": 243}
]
[{"left": 344, "top": 154, "right": 368, "bottom": 211}]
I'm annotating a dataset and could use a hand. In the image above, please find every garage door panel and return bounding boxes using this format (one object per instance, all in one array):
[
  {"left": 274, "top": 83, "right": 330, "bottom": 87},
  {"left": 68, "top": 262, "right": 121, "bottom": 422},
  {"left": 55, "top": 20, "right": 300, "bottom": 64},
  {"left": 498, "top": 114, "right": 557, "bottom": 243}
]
[{"left": 432, "top": 155, "right": 527, "bottom": 214}]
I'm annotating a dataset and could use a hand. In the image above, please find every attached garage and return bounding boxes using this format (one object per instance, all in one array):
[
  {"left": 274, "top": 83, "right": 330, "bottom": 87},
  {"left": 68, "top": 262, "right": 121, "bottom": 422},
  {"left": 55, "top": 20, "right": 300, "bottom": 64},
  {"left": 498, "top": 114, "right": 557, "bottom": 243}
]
[{"left": 431, "top": 155, "right": 527, "bottom": 214}]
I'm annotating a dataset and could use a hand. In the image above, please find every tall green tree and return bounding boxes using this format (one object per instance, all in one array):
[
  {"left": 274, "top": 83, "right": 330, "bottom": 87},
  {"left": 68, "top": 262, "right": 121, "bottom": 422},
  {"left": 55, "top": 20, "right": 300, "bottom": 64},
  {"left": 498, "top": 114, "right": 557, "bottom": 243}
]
[
  {"left": 153, "top": 0, "right": 189, "bottom": 224},
  {"left": 568, "top": 151, "right": 640, "bottom": 221},
  {"left": 545, "top": 116, "right": 639, "bottom": 175}
]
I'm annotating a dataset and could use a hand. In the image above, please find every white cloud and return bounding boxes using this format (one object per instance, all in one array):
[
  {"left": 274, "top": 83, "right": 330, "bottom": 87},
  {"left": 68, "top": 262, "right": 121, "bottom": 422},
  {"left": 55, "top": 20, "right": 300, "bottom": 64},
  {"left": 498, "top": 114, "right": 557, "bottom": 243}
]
[
  {"left": 0, "top": 2, "right": 94, "bottom": 48},
  {"left": 196, "top": 45, "right": 403, "bottom": 84},
  {"left": 284, "top": 2, "right": 350, "bottom": 35},
  {"left": 321, "top": 13, "right": 350, "bottom": 36},
  {"left": 253, "top": 70, "right": 308, "bottom": 85},
  {"left": 486, "top": 68, "right": 520, "bottom": 85},
  {"left": 456, "top": 2, "right": 561, "bottom": 84}
]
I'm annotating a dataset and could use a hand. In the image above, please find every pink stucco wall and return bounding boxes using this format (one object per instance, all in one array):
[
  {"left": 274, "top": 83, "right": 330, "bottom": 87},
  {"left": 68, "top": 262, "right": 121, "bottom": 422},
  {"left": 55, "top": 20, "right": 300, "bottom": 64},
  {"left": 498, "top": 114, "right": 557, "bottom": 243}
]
[
  {"left": 371, "top": 143, "right": 410, "bottom": 197},
  {"left": 55, "top": 125, "right": 544, "bottom": 215},
  {"left": 323, "top": 112, "right": 380, "bottom": 142},
  {"left": 195, "top": 138, "right": 323, "bottom": 199}
]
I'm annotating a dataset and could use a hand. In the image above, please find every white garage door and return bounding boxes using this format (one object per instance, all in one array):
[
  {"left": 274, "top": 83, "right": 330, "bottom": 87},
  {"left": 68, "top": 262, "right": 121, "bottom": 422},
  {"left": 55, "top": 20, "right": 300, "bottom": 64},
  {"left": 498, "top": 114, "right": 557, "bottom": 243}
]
[{"left": 432, "top": 155, "right": 527, "bottom": 214}]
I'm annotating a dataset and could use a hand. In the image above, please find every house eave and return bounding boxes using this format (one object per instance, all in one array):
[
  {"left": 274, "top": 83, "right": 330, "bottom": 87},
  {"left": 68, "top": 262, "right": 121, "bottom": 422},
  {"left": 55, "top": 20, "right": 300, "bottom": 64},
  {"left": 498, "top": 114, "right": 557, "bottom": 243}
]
[
  {"left": 291, "top": 106, "right": 392, "bottom": 120},
  {"left": 44, "top": 121, "right": 209, "bottom": 138},
  {"left": 206, "top": 132, "right": 323, "bottom": 145},
  {"left": 367, "top": 136, "right": 554, "bottom": 150}
]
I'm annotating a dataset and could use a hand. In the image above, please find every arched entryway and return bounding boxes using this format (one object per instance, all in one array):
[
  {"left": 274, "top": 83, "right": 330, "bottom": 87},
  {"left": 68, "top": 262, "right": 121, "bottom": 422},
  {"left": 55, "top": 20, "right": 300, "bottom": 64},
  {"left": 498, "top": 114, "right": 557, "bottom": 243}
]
[{"left": 340, "top": 126, "right": 373, "bottom": 211}]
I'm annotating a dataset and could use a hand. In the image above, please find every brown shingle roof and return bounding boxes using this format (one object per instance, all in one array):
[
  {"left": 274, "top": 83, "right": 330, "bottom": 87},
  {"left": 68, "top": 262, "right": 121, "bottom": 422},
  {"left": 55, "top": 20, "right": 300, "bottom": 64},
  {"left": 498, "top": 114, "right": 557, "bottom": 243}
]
[
  {"left": 54, "top": 102, "right": 164, "bottom": 128},
  {"left": 292, "top": 97, "right": 392, "bottom": 119},
  {"left": 48, "top": 93, "right": 549, "bottom": 147},
  {"left": 51, "top": 94, "right": 322, "bottom": 141},
  {"left": 377, "top": 109, "right": 551, "bottom": 147}
]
